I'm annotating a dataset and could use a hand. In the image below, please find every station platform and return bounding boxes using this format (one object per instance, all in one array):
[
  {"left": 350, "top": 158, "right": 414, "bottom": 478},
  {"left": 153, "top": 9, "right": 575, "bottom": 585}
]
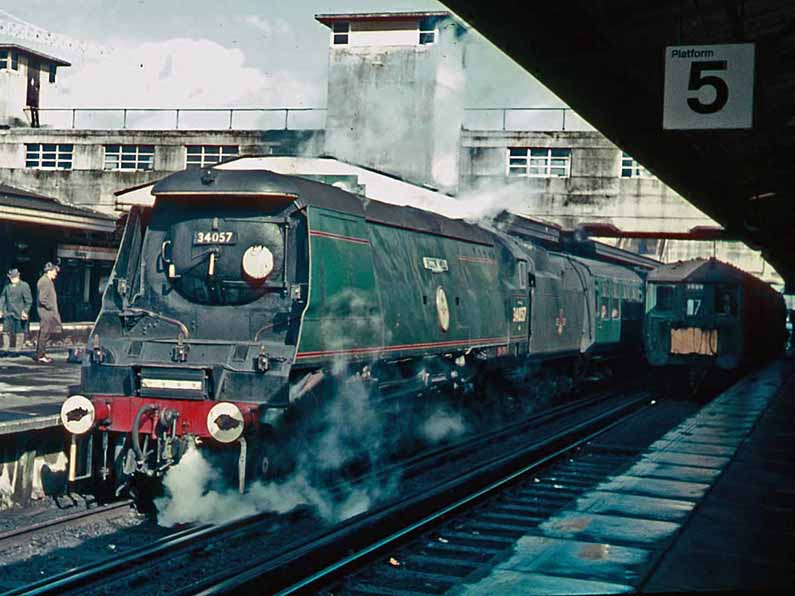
[
  {"left": 460, "top": 357, "right": 795, "bottom": 594},
  {"left": 0, "top": 353, "right": 79, "bottom": 435}
]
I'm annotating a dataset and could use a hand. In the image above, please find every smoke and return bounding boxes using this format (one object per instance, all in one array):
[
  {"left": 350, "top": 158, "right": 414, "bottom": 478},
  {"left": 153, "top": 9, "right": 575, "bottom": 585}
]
[
  {"left": 155, "top": 369, "right": 401, "bottom": 528},
  {"left": 155, "top": 444, "right": 392, "bottom": 528},
  {"left": 420, "top": 406, "right": 467, "bottom": 443},
  {"left": 421, "top": 179, "right": 530, "bottom": 224}
]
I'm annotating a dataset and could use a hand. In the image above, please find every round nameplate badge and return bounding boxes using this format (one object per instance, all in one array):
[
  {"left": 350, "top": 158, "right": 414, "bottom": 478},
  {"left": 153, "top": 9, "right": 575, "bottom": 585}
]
[{"left": 436, "top": 286, "right": 450, "bottom": 332}]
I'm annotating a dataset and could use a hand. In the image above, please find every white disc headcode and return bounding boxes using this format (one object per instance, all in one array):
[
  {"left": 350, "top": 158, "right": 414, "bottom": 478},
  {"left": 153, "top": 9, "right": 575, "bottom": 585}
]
[
  {"left": 242, "top": 245, "right": 274, "bottom": 280},
  {"left": 61, "top": 395, "right": 96, "bottom": 435},
  {"left": 206, "top": 402, "right": 245, "bottom": 443}
]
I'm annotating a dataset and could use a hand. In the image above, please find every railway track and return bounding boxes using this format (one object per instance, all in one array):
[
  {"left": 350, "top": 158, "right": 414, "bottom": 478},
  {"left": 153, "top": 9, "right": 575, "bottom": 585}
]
[
  {"left": 3, "top": 388, "right": 651, "bottom": 596},
  {"left": 0, "top": 501, "right": 134, "bottom": 551}
]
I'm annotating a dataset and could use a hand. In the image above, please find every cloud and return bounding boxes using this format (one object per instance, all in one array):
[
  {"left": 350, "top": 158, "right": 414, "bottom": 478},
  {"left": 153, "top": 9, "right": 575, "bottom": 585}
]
[
  {"left": 242, "top": 15, "right": 291, "bottom": 38},
  {"left": 51, "top": 37, "right": 321, "bottom": 109}
]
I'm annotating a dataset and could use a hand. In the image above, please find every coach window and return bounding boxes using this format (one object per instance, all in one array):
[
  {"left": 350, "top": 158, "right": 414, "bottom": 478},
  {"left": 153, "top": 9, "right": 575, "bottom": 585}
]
[{"left": 599, "top": 297, "right": 610, "bottom": 319}]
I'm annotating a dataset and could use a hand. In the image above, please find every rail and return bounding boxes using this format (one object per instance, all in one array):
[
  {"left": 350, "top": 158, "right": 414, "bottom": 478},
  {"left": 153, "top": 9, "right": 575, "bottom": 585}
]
[
  {"left": 8, "top": 389, "right": 648, "bottom": 595},
  {"left": 23, "top": 107, "right": 592, "bottom": 132}
]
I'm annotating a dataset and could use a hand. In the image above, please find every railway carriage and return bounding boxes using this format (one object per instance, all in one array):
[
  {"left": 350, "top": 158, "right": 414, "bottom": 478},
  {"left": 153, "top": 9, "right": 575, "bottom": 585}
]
[{"left": 644, "top": 257, "right": 786, "bottom": 371}]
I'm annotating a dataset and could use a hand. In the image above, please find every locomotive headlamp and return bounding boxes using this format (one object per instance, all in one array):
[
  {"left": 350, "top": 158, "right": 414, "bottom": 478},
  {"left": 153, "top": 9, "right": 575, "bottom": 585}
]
[
  {"left": 207, "top": 402, "right": 245, "bottom": 443},
  {"left": 61, "top": 395, "right": 95, "bottom": 435},
  {"left": 242, "top": 245, "right": 274, "bottom": 280}
]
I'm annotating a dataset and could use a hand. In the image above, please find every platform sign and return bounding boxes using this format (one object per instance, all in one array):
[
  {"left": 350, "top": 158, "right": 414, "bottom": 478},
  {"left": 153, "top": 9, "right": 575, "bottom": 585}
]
[{"left": 663, "top": 43, "right": 755, "bottom": 130}]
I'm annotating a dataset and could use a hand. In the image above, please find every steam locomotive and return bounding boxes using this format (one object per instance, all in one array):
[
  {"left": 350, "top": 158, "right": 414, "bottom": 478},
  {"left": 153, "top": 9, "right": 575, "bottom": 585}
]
[{"left": 60, "top": 166, "right": 646, "bottom": 495}]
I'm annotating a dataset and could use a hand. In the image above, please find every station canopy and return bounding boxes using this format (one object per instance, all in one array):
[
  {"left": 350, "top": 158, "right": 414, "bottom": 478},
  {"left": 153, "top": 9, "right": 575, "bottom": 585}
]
[{"left": 0, "top": 183, "right": 117, "bottom": 233}]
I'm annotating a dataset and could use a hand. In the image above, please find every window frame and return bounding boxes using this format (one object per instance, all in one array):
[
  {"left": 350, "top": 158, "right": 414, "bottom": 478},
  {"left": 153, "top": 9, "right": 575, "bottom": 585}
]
[
  {"left": 25, "top": 143, "right": 73, "bottom": 170},
  {"left": 11, "top": 52, "right": 18, "bottom": 70},
  {"left": 620, "top": 151, "right": 654, "bottom": 178},
  {"left": 332, "top": 21, "right": 350, "bottom": 45},
  {"left": 0, "top": 50, "right": 7, "bottom": 70},
  {"left": 507, "top": 147, "right": 572, "bottom": 178},
  {"left": 419, "top": 17, "right": 437, "bottom": 45},
  {"left": 653, "top": 284, "right": 676, "bottom": 312},
  {"left": 104, "top": 144, "right": 155, "bottom": 171},
  {"left": 185, "top": 145, "right": 240, "bottom": 168}
]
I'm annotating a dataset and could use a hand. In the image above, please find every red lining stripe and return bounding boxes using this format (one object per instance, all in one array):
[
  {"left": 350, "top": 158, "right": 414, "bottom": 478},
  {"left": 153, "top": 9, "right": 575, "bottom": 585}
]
[
  {"left": 310, "top": 230, "right": 370, "bottom": 245},
  {"left": 296, "top": 336, "right": 509, "bottom": 359}
]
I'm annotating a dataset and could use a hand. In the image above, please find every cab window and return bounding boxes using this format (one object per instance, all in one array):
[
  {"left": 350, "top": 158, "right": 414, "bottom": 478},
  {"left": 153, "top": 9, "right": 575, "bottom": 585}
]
[
  {"left": 655, "top": 285, "right": 675, "bottom": 311},
  {"left": 715, "top": 285, "right": 737, "bottom": 315}
]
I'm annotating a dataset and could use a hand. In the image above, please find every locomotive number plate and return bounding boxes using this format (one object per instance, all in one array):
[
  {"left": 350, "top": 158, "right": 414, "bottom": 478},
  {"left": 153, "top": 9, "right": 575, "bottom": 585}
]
[{"left": 193, "top": 231, "right": 237, "bottom": 245}]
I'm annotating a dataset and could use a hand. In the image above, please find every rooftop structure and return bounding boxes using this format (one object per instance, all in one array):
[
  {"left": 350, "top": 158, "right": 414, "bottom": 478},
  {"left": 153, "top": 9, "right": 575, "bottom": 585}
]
[{"left": 0, "top": 43, "right": 69, "bottom": 127}]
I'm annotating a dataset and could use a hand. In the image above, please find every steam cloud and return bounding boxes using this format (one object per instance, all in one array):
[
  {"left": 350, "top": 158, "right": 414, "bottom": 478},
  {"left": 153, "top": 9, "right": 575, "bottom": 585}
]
[{"left": 155, "top": 365, "right": 462, "bottom": 528}]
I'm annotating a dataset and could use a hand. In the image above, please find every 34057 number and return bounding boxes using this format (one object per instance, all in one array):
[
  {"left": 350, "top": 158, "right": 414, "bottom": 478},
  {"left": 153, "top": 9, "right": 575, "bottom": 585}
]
[{"left": 193, "top": 231, "right": 237, "bottom": 245}]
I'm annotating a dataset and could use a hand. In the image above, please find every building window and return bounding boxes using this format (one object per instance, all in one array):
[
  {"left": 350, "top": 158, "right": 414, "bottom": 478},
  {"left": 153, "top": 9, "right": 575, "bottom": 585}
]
[
  {"left": 419, "top": 18, "right": 437, "bottom": 44},
  {"left": 185, "top": 145, "right": 239, "bottom": 168},
  {"left": 620, "top": 152, "right": 654, "bottom": 178},
  {"left": 508, "top": 147, "right": 571, "bottom": 178},
  {"left": 0, "top": 50, "right": 7, "bottom": 69},
  {"left": 48, "top": 64, "right": 57, "bottom": 83},
  {"left": 25, "top": 143, "right": 73, "bottom": 170},
  {"left": 332, "top": 21, "right": 350, "bottom": 45},
  {"left": 11, "top": 52, "right": 19, "bottom": 70},
  {"left": 104, "top": 144, "right": 155, "bottom": 171}
]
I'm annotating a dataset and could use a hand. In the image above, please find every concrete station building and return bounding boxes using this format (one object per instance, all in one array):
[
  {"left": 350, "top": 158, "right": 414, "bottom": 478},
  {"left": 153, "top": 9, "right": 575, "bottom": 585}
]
[{"left": 0, "top": 11, "right": 783, "bottom": 324}]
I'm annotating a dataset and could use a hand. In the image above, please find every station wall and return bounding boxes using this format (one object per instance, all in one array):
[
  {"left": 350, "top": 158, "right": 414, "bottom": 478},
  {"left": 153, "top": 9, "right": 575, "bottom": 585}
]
[{"left": 0, "top": 128, "right": 324, "bottom": 212}]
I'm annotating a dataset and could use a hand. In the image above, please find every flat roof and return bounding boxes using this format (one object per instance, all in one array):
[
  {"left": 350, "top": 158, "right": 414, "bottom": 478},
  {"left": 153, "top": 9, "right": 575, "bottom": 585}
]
[
  {"left": 315, "top": 11, "right": 451, "bottom": 27},
  {"left": 0, "top": 44, "right": 70, "bottom": 67}
]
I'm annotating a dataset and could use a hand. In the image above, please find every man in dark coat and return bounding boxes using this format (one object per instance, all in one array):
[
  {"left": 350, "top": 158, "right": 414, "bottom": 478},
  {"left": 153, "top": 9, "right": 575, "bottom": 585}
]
[
  {"left": 1, "top": 268, "right": 32, "bottom": 351},
  {"left": 36, "top": 262, "right": 62, "bottom": 364}
]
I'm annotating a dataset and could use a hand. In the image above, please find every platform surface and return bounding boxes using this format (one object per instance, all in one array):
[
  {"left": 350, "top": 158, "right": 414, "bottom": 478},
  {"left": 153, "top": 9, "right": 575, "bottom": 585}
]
[
  {"left": 459, "top": 358, "right": 795, "bottom": 594},
  {"left": 0, "top": 353, "right": 79, "bottom": 434}
]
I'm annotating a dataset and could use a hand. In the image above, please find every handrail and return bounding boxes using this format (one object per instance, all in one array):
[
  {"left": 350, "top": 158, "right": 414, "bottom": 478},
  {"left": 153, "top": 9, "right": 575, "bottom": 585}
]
[
  {"left": 24, "top": 107, "right": 328, "bottom": 130},
  {"left": 22, "top": 106, "right": 588, "bottom": 132}
]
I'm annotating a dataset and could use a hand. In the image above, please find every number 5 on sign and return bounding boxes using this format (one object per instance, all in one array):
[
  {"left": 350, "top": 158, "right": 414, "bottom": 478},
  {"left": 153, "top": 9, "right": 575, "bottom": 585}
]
[{"left": 663, "top": 43, "right": 755, "bottom": 130}]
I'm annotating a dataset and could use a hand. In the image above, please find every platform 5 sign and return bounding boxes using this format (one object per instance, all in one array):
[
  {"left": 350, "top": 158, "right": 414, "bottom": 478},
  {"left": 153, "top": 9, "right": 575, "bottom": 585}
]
[{"left": 663, "top": 43, "right": 755, "bottom": 130}]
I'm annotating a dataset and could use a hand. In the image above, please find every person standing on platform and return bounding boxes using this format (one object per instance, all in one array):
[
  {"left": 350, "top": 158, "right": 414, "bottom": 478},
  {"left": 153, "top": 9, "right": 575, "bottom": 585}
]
[
  {"left": 35, "top": 263, "right": 62, "bottom": 364},
  {"left": 0, "top": 268, "right": 32, "bottom": 351}
]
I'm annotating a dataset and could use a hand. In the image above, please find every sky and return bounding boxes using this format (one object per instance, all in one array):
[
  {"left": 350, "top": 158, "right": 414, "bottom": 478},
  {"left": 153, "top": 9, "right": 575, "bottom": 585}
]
[{"left": 0, "top": 0, "right": 566, "bottom": 111}]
